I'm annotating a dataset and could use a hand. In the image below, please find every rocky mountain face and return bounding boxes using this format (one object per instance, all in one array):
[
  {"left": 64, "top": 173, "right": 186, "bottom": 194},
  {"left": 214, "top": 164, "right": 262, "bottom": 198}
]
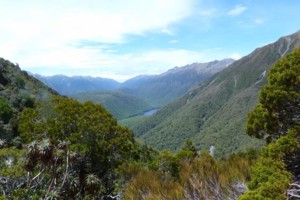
[{"left": 130, "top": 31, "right": 300, "bottom": 157}]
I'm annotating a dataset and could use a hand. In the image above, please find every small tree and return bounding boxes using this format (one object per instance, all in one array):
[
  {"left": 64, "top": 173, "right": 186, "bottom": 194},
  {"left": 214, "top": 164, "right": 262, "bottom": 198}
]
[
  {"left": 246, "top": 48, "right": 300, "bottom": 142},
  {"left": 18, "top": 97, "right": 139, "bottom": 197},
  {"left": 241, "top": 48, "right": 300, "bottom": 200}
]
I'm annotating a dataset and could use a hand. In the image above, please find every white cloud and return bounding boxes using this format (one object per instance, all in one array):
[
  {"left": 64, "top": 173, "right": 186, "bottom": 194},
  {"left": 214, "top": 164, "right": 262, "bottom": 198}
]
[
  {"left": 227, "top": 5, "right": 247, "bottom": 16},
  {"left": 254, "top": 18, "right": 264, "bottom": 25},
  {"left": 0, "top": 0, "right": 200, "bottom": 81},
  {"left": 199, "top": 8, "right": 217, "bottom": 17},
  {"left": 169, "top": 40, "right": 179, "bottom": 44},
  {"left": 229, "top": 53, "right": 242, "bottom": 60},
  {"left": 161, "top": 28, "right": 175, "bottom": 35},
  {"left": 21, "top": 48, "right": 207, "bottom": 82},
  {"left": 0, "top": 0, "right": 196, "bottom": 45}
]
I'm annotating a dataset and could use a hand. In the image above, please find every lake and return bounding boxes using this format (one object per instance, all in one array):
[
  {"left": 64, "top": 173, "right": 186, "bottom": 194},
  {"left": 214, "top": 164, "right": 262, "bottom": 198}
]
[{"left": 142, "top": 108, "right": 158, "bottom": 116}]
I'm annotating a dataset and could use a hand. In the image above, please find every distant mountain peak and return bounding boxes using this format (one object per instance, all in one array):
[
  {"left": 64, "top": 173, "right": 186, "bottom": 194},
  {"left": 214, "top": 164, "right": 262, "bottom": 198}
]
[{"left": 163, "top": 58, "right": 235, "bottom": 76}]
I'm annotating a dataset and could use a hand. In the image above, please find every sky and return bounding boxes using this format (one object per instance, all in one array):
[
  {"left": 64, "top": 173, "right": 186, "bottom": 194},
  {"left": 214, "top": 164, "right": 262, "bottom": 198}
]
[{"left": 1, "top": 0, "right": 300, "bottom": 82}]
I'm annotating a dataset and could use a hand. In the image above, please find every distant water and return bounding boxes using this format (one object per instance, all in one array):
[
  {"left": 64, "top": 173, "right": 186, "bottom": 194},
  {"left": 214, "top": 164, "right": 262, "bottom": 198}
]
[{"left": 143, "top": 109, "right": 158, "bottom": 116}]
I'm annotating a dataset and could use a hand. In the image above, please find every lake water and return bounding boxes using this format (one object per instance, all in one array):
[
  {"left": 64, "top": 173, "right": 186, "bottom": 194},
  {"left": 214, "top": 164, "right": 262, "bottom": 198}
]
[{"left": 143, "top": 108, "right": 158, "bottom": 116}]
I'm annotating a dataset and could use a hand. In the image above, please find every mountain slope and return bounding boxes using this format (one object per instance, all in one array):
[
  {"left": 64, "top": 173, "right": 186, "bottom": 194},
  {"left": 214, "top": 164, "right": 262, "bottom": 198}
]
[
  {"left": 120, "top": 59, "right": 235, "bottom": 107},
  {"left": 72, "top": 91, "right": 152, "bottom": 119},
  {"left": 130, "top": 31, "right": 300, "bottom": 157},
  {"left": 34, "top": 74, "right": 120, "bottom": 95},
  {"left": 0, "top": 58, "right": 59, "bottom": 142}
]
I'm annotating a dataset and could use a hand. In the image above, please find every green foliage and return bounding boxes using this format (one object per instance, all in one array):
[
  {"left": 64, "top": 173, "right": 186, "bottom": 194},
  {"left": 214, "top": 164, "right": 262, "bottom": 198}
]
[
  {"left": 0, "top": 98, "right": 12, "bottom": 124},
  {"left": 241, "top": 48, "right": 300, "bottom": 199},
  {"left": 123, "top": 168, "right": 186, "bottom": 200},
  {"left": 0, "top": 58, "right": 58, "bottom": 143},
  {"left": 17, "top": 96, "right": 141, "bottom": 198},
  {"left": 121, "top": 149, "right": 257, "bottom": 200},
  {"left": 246, "top": 48, "right": 300, "bottom": 141},
  {"left": 0, "top": 148, "right": 26, "bottom": 178},
  {"left": 238, "top": 130, "right": 299, "bottom": 200}
]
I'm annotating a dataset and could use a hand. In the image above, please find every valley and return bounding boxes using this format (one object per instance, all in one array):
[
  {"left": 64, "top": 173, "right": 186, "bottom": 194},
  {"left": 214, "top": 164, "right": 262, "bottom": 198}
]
[
  {"left": 1, "top": 30, "right": 300, "bottom": 199},
  {"left": 35, "top": 59, "right": 234, "bottom": 120},
  {"left": 2, "top": 1, "right": 300, "bottom": 198}
]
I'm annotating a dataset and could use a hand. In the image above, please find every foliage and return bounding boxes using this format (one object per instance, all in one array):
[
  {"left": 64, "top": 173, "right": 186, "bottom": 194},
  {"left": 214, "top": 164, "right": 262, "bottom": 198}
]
[
  {"left": 120, "top": 143, "right": 257, "bottom": 200},
  {"left": 0, "top": 98, "right": 12, "bottom": 124},
  {"left": 241, "top": 48, "right": 300, "bottom": 199},
  {"left": 0, "top": 57, "right": 58, "bottom": 143},
  {"left": 239, "top": 129, "right": 300, "bottom": 199},
  {"left": 16, "top": 97, "right": 141, "bottom": 198},
  {"left": 247, "top": 48, "right": 300, "bottom": 142}
]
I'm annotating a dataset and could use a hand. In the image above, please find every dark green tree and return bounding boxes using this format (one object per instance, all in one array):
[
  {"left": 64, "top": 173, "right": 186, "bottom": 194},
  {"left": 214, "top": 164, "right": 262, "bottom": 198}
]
[
  {"left": 0, "top": 98, "right": 13, "bottom": 124},
  {"left": 18, "top": 97, "right": 139, "bottom": 198},
  {"left": 246, "top": 48, "right": 300, "bottom": 142},
  {"left": 242, "top": 48, "right": 300, "bottom": 199}
]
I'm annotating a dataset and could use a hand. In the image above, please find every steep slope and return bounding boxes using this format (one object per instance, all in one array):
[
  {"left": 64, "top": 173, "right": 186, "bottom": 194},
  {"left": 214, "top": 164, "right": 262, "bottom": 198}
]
[
  {"left": 72, "top": 91, "right": 152, "bottom": 119},
  {"left": 34, "top": 74, "right": 120, "bottom": 95},
  {"left": 0, "top": 58, "right": 59, "bottom": 142},
  {"left": 120, "top": 59, "right": 234, "bottom": 107},
  {"left": 131, "top": 30, "right": 300, "bottom": 157}
]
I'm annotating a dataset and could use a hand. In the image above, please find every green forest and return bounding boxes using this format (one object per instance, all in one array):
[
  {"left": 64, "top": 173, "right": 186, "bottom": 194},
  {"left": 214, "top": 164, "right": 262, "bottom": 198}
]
[{"left": 0, "top": 47, "right": 300, "bottom": 199}]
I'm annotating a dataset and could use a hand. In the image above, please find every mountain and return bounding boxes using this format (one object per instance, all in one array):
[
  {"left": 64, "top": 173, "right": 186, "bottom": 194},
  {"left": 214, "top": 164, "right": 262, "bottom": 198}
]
[
  {"left": 129, "top": 30, "right": 300, "bottom": 157},
  {"left": 72, "top": 91, "right": 152, "bottom": 119},
  {"left": 0, "top": 58, "right": 59, "bottom": 142},
  {"left": 34, "top": 74, "right": 120, "bottom": 95},
  {"left": 34, "top": 59, "right": 234, "bottom": 108},
  {"left": 120, "top": 59, "right": 235, "bottom": 107}
]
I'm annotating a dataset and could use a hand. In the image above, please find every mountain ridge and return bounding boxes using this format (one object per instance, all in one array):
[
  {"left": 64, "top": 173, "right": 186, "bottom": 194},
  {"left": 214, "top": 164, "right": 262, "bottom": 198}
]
[{"left": 129, "top": 30, "right": 300, "bottom": 157}]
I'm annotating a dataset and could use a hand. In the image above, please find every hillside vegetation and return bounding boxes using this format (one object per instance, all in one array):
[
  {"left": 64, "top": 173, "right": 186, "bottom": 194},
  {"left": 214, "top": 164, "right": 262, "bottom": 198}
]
[
  {"left": 0, "top": 58, "right": 58, "bottom": 143},
  {"left": 0, "top": 57, "right": 252, "bottom": 200},
  {"left": 1, "top": 32, "right": 300, "bottom": 199},
  {"left": 130, "top": 31, "right": 300, "bottom": 157},
  {"left": 72, "top": 91, "right": 152, "bottom": 119},
  {"left": 239, "top": 47, "right": 300, "bottom": 199},
  {"left": 120, "top": 59, "right": 234, "bottom": 107}
]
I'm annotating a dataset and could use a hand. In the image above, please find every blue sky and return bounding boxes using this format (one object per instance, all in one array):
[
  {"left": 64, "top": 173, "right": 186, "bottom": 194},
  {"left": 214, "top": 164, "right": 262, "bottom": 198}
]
[{"left": 1, "top": 0, "right": 300, "bottom": 81}]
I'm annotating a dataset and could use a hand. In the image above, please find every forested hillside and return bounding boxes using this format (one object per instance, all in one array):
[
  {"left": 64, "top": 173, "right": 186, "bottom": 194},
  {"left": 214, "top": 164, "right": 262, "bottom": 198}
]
[
  {"left": 120, "top": 58, "right": 234, "bottom": 107},
  {"left": 0, "top": 59, "right": 255, "bottom": 199},
  {"left": 130, "top": 31, "right": 300, "bottom": 157},
  {"left": 1, "top": 33, "right": 300, "bottom": 199},
  {"left": 0, "top": 58, "right": 58, "bottom": 143},
  {"left": 72, "top": 91, "right": 152, "bottom": 119}
]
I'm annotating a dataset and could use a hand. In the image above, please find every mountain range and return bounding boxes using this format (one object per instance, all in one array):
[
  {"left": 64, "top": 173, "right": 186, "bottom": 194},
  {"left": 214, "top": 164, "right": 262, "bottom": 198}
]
[
  {"left": 128, "top": 30, "right": 300, "bottom": 157},
  {"left": 34, "top": 59, "right": 234, "bottom": 119},
  {"left": 33, "top": 74, "right": 120, "bottom": 95},
  {"left": 119, "top": 58, "right": 234, "bottom": 107}
]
